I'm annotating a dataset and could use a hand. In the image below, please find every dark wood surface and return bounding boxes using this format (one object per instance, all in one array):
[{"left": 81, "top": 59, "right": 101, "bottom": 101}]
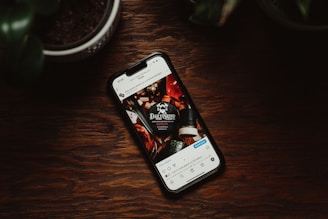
[{"left": 1, "top": 1, "right": 328, "bottom": 218}]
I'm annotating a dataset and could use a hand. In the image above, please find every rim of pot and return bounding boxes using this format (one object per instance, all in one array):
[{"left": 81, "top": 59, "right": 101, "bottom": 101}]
[{"left": 43, "top": 0, "right": 120, "bottom": 56}]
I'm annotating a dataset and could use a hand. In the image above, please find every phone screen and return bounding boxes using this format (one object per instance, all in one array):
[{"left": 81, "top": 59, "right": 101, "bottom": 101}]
[{"left": 111, "top": 54, "right": 223, "bottom": 192}]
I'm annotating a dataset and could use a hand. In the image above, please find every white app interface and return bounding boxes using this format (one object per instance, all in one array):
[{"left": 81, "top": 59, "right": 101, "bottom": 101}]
[{"left": 156, "top": 136, "right": 220, "bottom": 191}]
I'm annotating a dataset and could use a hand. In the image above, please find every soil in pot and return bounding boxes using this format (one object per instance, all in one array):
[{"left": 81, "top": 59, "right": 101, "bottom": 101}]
[{"left": 37, "top": 0, "right": 108, "bottom": 49}]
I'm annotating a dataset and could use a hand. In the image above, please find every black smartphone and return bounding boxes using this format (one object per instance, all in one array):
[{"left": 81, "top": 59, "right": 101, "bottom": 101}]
[{"left": 108, "top": 52, "right": 224, "bottom": 195}]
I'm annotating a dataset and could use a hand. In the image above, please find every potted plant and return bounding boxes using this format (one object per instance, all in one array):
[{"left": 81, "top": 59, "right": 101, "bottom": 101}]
[
  {"left": 186, "top": 0, "right": 242, "bottom": 27},
  {"left": 0, "top": 0, "right": 121, "bottom": 84},
  {"left": 41, "top": 0, "right": 121, "bottom": 61},
  {"left": 257, "top": 0, "right": 328, "bottom": 31},
  {"left": 185, "top": 0, "right": 328, "bottom": 31}
]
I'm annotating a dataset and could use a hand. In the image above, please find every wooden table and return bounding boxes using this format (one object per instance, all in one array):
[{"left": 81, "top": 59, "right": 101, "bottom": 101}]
[{"left": 1, "top": 1, "right": 328, "bottom": 218}]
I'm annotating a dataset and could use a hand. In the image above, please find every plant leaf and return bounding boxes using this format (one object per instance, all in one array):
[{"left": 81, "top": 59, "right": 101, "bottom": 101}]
[
  {"left": 0, "top": 2, "right": 34, "bottom": 42},
  {"left": 4, "top": 35, "right": 44, "bottom": 84},
  {"left": 219, "top": 0, "right": 240, "bottom": 26},
  {"left": 189, "top": 0, "right": 224, "bottom": 26},
  {"left": 296, "top": 0, "right": 311, "bottom": 20}
]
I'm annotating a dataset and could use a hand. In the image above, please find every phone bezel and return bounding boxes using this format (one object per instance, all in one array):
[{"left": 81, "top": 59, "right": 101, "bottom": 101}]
[{"left": 107, "top": 52, "right": 225, "bottom": 196}]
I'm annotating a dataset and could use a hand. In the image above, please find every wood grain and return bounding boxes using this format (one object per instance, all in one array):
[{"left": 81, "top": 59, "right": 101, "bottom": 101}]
[{"left": 1, "top": 0, "right": 328, "bottom": 218}]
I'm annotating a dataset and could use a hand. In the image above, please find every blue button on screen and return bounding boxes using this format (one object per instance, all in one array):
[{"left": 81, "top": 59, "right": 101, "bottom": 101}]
[{"left": 193, "top": 139, "right": 207, "bottom": 148}]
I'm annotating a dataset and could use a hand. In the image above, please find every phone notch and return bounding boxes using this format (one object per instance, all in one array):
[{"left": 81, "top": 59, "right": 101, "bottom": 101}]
[{"left": 126, "top": 60, "right": 148, "bottom": 76}]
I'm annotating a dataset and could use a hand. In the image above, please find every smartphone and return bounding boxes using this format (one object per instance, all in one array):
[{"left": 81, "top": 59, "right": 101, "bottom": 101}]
[{"left": 108, "top": 52, "right": 225, "bottom": 195}]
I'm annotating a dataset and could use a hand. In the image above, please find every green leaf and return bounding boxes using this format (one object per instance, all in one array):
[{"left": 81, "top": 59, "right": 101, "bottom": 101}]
[
  {"left": 189, "top": 0, "right": 224, "bottom": 26},
  {"left": 0, "top": 2, "right": 34, "bottom": 42},
  {"left": 4, "top": 35, "right": 44, "bottom": 84},
  {"left": 296, "top": 0, "right": 312, "bottom": 20}
]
